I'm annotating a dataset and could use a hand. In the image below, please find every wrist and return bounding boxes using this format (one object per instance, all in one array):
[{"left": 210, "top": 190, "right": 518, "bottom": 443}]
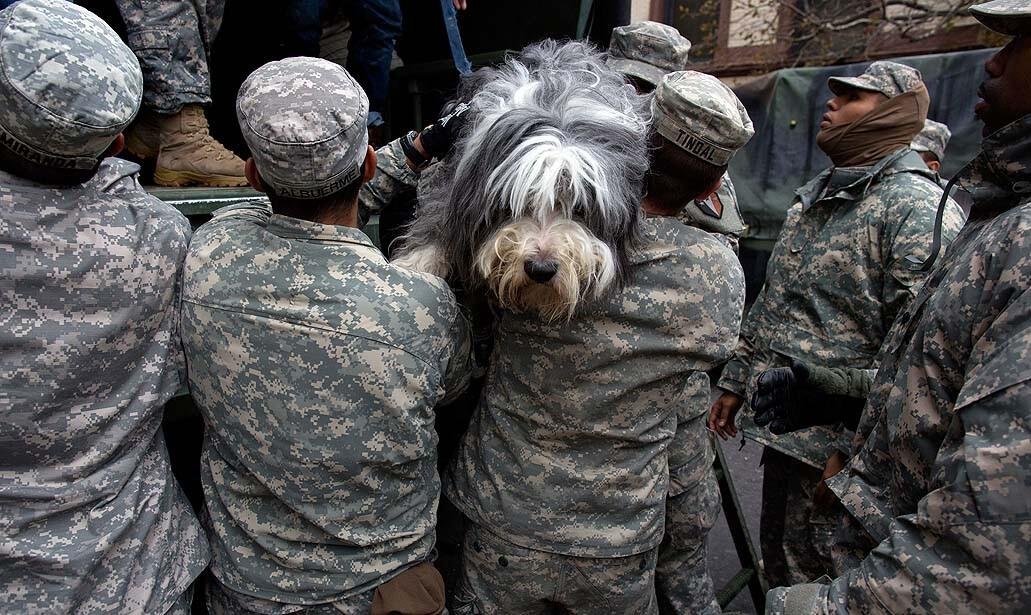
[
  {"left": 400, "top": 130, "right": 431, "bottom": 171},
  {"left": 413, "top": 133, "right": 429, "bottom": 159}
]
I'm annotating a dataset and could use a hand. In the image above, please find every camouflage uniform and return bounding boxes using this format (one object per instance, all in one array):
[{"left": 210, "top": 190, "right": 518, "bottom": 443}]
[
  {"left": 910, "top": 119, "right": 952, "bottom": 163},
  {"left": 447, "top": 72, "right": 751, "bottom": 614},
  {"left": 0, "top": 3, "right": 209, "bottom": 613},
  {"left": 181, "top": 58, "right": 471, "bottom": 614},
  {"left": 446, "top": 216, "right": 744, "bottom": 614},
  {"left": 718, "top": 65, "right": 966, "bottom": 583},
  {"left": 610, "top": 27, "right": 748, "bottom": 613},
  {"left": 766, "top": 108, "right": 1031, "bottom": 615},
  {"left": 114, "top": 0, "right": 225, "bottom": 114},
  {"left": 358, "top": 138, "right": 420, "bottom": 223}
]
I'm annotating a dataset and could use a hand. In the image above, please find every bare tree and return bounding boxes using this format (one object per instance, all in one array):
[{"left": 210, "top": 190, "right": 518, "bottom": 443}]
[{"left": 731, "top": 0, "right": 972, "bottom": 67}]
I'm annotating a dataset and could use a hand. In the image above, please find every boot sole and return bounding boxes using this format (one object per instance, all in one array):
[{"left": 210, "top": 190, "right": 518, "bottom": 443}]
[{"left": 154, "top": 168, "right": 248, "bottom": 188}]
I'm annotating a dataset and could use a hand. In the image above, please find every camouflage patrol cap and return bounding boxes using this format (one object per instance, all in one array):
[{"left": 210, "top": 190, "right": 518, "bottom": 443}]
[
  {"left": 652, "top": 71, "right": 754, "bottom": 166},
  {"left": 970, "top": 0, "right": 1031, "bottom": 36},
  {"left": 237, "top": 57, "right": 369, "bottom": 200},
  {"left": 828, "top": 61, "right": 924, "bottom": 99},
  {"left": 910, "top": 119, "right": 952, "bottom": 161},
  {"left": 0, "top": 0, "right": 142, "bottom": 170},
  {"left": 607, "top": 21, "right": 691, "bottom": 87}
]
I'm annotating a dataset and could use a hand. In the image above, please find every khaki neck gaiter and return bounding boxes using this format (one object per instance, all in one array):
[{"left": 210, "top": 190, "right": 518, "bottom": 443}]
[{"left": 816, "top": 83, "right": 929, "bottom": 168}]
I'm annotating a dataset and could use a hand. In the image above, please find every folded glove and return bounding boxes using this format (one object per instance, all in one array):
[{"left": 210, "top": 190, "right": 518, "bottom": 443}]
[{"left": 752, "top": 360, "right": 868, "bottom": 434}]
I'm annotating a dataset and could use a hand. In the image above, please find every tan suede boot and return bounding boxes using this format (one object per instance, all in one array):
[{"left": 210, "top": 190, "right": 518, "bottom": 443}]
[
  {"left": 154, "top": 105, "right": 247, "bottom": 187},
  {"left": 124, "top": 109, "right": 160, "bottom": 161}
]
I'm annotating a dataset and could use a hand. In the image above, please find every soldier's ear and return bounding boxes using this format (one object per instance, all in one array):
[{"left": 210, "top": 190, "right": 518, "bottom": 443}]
[
  {"left": 361, "top": 145, "right": 377, "bottom": 183},
  {"left": 244, "top": 159, "right": 266, "bottom": 193},
  {"left": 927, "top": 159, "right": 941, "bottom": 173},
  {"left": 103, "top": 134, "right": 125, "bottom": 158}
]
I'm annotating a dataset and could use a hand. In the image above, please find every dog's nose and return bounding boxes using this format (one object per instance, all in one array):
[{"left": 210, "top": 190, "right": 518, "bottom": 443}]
[{"left": 524, "top": 260, "right": 558, "bottom": 283}]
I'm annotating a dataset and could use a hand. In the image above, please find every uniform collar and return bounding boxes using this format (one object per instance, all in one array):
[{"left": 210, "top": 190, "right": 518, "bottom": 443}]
[
  {"left": 959, "top": 114, "right": 1031, "bottom": 217},
  {"left": 796, "top": 148, "right": 932, "bottom": 211},
  {"left": 267, "top": 213, "right": 379, "bottom": 250}
]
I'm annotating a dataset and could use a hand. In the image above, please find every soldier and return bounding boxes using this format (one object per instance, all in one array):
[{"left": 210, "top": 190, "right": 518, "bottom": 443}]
[
  {"left": 115, "top": 0, "right": 247, "bottom": 187},
  {"left": 768, "top": 1, "right": 1031, "bottom": 611},
  {"left": 607, "top": 20, "right": 747, "bottom": 253},
  {"left": 0, "top": 1, "right": 209, "bottom": 613},
  {"left": 446, "top": 70, "right": 750, "bottom": 614},
  {"left": 911, "top": 118, "right": 952, "bottom": 173},
  {"left": 179, "top": 57, "right": 471, "bottom": 614},
  {"left": 707, "top": 60, "right": 966, "bottom": 586}
]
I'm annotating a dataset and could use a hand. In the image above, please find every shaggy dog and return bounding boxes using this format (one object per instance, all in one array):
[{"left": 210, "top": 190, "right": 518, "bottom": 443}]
[{"left": 392, "top": 41, "right": 649, "bottom": 322}]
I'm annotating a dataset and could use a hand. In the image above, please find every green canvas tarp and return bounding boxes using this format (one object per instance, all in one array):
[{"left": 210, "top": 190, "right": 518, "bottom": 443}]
[{"left": 730, "top": 48, "right": 998, "bottom": 241}]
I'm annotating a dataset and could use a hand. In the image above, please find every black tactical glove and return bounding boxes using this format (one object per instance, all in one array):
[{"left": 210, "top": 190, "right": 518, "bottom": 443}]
[
  {"left": 418, "top": 101, "right": 472, "bottom": 160},
  {"left": 752, "top": 360, "right": 866, "bottom": 435}
]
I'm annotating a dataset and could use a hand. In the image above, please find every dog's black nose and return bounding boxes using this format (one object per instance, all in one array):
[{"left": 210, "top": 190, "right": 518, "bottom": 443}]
[{"left": 524, "top": 260, "right": 558, "bottom": 283}]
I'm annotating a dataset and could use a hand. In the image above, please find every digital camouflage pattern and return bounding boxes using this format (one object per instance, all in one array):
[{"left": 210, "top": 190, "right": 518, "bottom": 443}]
[
  {"left": 0, "top": 0, "right": 143, "bottom": 167},
  {"left": 717, "top": 147, "right": 964, "bottom": 584},
  {"left": 359, "top": 138, "right": 420, "bottom": 222},
  {"left": 910, "top": 119, "right": 952, "bottom": 162},
  {"left": 453, "top": 523, "right": 659, "bottom": 615},
  {"left": 180, "top": 202, "right": 471, "bottom": 609},
  {"left": 447, "top": 216, "right": 745, "bottom": 559},
  {"left": 606, "top": 20, "right": 691, "bottom": 87},
  {"left": 652, "top": 71, "right": 754, "bottom": 167},
  {"left": 0, "top": 158, "right": 209, "bottom": 613},
  {"left": 769, "top": 113, "right": 1031, "bottom": 615},
  {"left": 718, "top": 148, "right": 963, "bottom": 464},
  {"left": 828, "top": 60, "right": 923, "bottom": 98},
  {"left": 236, "top": 58, "right": 369, "bottom": 200},
  {"left": 969, "top": 0, "right": 1031, "bottom": 36},
  {"left": 114, "top": 0, "right": 225, "bottom": 114},
  {"left": 657, "top": 404, "right": 722, "bottom": 615}
]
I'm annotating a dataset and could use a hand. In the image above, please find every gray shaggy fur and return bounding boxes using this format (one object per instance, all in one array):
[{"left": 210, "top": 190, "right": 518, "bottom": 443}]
[{"left": 395, "top": 40, "right": 650, "bottom": 291}]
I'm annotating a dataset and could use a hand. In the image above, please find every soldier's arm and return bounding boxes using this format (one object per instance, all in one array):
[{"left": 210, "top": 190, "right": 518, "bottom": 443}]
[
  {"left": 358, "top": 139, "right": 420, "bottom": 223},
  {"left": 880, "top": 187, "right": 964, "bottom": 324},
  {"left": 768, "top": 359, "right": 1031, "bottom": 614},
  {"left": 437, "top": 309, "right": 473, "bottom": 407},
  {"left": 716, "top": 284, "right": 762, "bottom": 397}
]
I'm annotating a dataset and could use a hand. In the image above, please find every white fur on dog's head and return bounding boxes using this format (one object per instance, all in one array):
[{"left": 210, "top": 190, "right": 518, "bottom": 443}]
[{"left": 393, "top": 40, "right": 649, "bottom": 321}]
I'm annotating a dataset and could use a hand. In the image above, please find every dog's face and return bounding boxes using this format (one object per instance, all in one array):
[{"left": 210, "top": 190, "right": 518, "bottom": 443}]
[
  {"left": 395, "top": 41, "right": 649, "bottom": 323},
  {"left": 476, "top": 216, "right": 616, "bottom": 322}
]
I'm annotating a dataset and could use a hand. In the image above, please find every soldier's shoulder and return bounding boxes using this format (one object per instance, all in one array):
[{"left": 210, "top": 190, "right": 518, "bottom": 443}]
[
  {"left": 94, "top": 157, "right": 190, "bottom": 229},
  {"left": 981, "top": 202, "right": 1031, "bottom": 264},
  {"left": 666, "top": 221, "right": 741, "bottom": 270},
  {"left": 871, "top": 167, "right": 945, "bottom": 203},
  {"left": 382, "top": 262, "right": 461, "bottom": 319}
]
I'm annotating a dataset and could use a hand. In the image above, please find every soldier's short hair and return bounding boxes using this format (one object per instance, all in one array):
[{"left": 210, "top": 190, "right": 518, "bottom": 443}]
[{"left": 646, "top": 130, "right": 727, "bottom": 215}]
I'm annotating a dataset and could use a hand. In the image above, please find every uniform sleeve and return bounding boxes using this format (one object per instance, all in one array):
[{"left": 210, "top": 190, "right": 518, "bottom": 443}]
[
  {"left": 437, "top": 309, "right": 473, "bottom": 407},
  {"left": 717, "top": 283, "right": 763, "bottom": 396},
  {"left": 358, "top": 139, "right": 419, "bottom": 222},
  {"left": 879, "top": 190, "right": 964, "bottom": 327},
  {"left": 769, "top": 353, "right": 1031, "bottom": 614}
]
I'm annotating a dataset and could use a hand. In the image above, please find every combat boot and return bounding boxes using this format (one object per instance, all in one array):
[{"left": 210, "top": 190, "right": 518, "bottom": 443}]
[
  {"left": 124, "top": 109, "right": 160, "bottom": 161},
  {"left": 154, "top": 104, "right": 247, "bottom": 187}
]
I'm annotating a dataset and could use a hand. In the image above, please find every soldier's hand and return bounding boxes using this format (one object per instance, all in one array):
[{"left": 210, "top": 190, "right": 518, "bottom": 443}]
[
  {"left": 813, "top": 451, "right": 847, "bottom": 510},
  {"left": 752, "top": 360, "right": 812, "bottom": 435},
  {"left": 708, "top": 390, "right": 744, "bottom": 440},
  {"left": 418, "top": 102, "right": 472, "bottom": 160}
]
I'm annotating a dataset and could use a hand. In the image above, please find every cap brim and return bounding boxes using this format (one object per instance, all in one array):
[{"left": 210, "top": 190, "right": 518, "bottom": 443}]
[
  {"left": 970, "top": 2, "right": 1031, "bottom": 36},
  {"left": 607, "top": 57, "right": 668, "bottom": 88},
  {"left": 827, "top": 75, "right": 885, "bottom": 97}
]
